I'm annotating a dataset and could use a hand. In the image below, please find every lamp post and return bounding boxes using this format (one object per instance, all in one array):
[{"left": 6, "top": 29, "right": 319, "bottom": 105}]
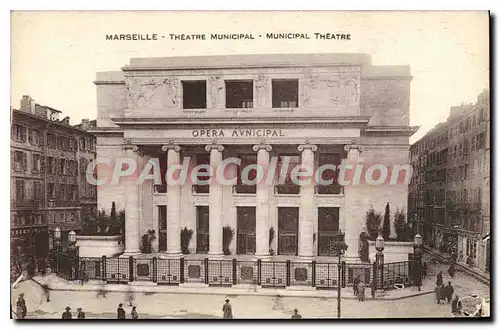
[
  {"left": 331, "top": 239, "right": 348, "bottom": 319},
  {"left": 375, "top": 234, "right": 385, "bottom": 295},
  {"left": 413, "top": 234, "right": 423, "bottom": 291},
  {"left": 54, "top": 227, "right": 62, "bottom": 252}
]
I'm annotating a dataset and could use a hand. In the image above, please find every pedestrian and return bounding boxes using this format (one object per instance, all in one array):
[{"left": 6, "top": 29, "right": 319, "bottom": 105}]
[
  {"left": 79, "top": 269, "right": 88, "bottom": 286},
  {"left": 126, "top": 287, "right": 135, "bottom": 307},
  {"left": 353, "top": 275, "right": 360, "bottom": 296},
  {"left": 358, "top": 282, "right": 366, "bottom": 302},
  {"left": 448, "top": 263, "right": 455, "bottom": 278},
  {"left": 435, "top": 285, "right": 442, "bottom": 304},
  {"left": 117, "top": 303, "right": 126, "bottom": 319},
  {"left": 422, "top": 262, "right": 428, "bottom": 279},
  {"left": 439, "top": 284, "right": 446, "bottom": 304},
  {"left": 371, "top": 281, "right": 376, "bottom": 299},
  {"left": 445, "top": 281, "right": 454, "bottom": 303},
  {"left": 291, "top": 308, "right": 302, "bottom": 319},
  {"left": 436, "top": 270, "right": 443, "bottom": 286},
  {"left": 62, "top": 306, "right": 72, "bottom": 319},
  {"left": 77, "top": 307, "right": 86, "bottom": 319},
  {"left": 222, "top": 299, "right": 233, "bottom": 319},
  {"left": 16, "top": 293, "right": 26, "bottom": 319},
  {"left": 451, "top": 295, "right": 459, "bottom": 314},
  {"left": 42, "top": 284, "right": 50, "bottom": 302},
  {"left": 131, "top": 306, "right": 138, "bottom": 319}
]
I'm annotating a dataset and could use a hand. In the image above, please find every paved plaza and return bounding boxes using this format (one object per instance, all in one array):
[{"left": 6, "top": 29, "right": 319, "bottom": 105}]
[{"left": 12, "top": 260, "right": 490, "bottom": 319}]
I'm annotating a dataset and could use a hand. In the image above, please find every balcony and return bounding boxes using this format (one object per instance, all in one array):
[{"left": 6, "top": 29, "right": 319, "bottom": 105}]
[
  {"left": 153, "top": 184, "right": 167, "bottom": 194},
  {"left": 192, "top": 184, "right": 209, "bottom": 194},
  {"left": 12, "top": 199, "right": 37, "bottom": 209},
  {"left": 274, "top": 184, "right": 300, "bottom": 195},
  {"left": 48, "top": 200, "right": 78, "bottom": 208},
  {"left": 232, "top": 184, "right": 256, "bottom": 194},
  {"left": 315, "top": 185, "right": 344, "bottom": 195}
]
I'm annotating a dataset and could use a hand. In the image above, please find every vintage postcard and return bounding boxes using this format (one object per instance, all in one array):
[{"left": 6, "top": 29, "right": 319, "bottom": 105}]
[{"left": 10, "top": 11, "right": 490, "bottom": 320}]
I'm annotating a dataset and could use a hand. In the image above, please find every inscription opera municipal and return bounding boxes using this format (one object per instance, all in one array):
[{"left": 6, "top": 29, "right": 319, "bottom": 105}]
[{"left": 192, "top": 129, "right": 285, "bottom": 138}]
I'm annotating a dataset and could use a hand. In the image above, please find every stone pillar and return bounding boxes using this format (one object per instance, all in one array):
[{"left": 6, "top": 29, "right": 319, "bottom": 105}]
[
  {"left": 253, "top": 144, "right": 272, "bottom": 260},
  {"left": 298, "top": 144, "right": 317, "bottom": 261},
  {"left": 205, "top": 144, "right": 225, "bottom": 259},
  {"left": 123, "top": 145, "right": 142, "bottom": 255},
  {"left": 162, "top": 144, "right": 182, "bottom": 257},
  {"left": 343, "top": 144, "right": 364, "bottom": 261}
]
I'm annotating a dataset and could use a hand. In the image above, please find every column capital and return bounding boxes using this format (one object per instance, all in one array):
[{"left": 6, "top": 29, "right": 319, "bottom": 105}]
[
  {"left": 132, "top": 145, "right": 145, "bottom": 157},
  {"left": 161, "top": 144, "right": 181, "bottom": 152},
  {"left": 205, "top": 144, "right": 225, "bottom": 152},
  {"left": 298, "top": 144, "right": 318, "bottom": 152},
  {"left": 252, "top": 144, "right": 272, "bottom": 152},
  {"left": 344, "top": 144, "right": 364, "bottom": 153}
]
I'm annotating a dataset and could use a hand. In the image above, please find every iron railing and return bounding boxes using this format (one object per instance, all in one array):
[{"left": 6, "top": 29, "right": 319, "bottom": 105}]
[{"left": 57, "top": 252, "right": 415, "bottom": 290}]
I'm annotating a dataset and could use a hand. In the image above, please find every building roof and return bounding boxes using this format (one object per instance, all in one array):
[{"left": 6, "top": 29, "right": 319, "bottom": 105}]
[{"left": 123, "top": 53, "right": 373, "bottom": 70}]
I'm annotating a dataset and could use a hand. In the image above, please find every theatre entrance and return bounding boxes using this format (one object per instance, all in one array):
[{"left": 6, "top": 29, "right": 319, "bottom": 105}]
[
  {"left": 236, "top": 207, "right": 256, "bottom": 254},
  {"left": 317, "top": 207, "right": 341, "bottom": 256},
  {"left": 278, "top": 207, "right": 299, "bottom": 255}
]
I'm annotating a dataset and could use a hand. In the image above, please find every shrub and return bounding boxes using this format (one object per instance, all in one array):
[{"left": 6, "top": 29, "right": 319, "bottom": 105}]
[
  {"left": 394, "top": 208, "right": 408, "bottom": 241},
  {"left": 365, "top": 206, "right": 382, "bottom": 240},
  {"left": 269, "top": 227, "right": 276, "bottom": 255},
  {"left": 223, "top": 226, "right": 235, "bottom": 255},
  {"left": 358, "top": 232, "right": 370, "bottom": 262},
  {"left": 180, "top": 227, "right": 193, "bottom": 254},
  {"left": 140, "top": 229, "right": 156, "bottom": 254}
]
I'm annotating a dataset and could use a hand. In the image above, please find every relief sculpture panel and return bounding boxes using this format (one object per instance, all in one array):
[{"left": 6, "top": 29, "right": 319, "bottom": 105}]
[
  {"left": 255, "top": 75, "right": 270, "bottom": 108},
  {"left": 208, "top": 76, "right": 224, "bottom": 108},
  {"left": 300, "top": 68, "right": 360, "bottom": 109},
  {"left": 125, "top": 77, "right": 179, "bottom": 109}
]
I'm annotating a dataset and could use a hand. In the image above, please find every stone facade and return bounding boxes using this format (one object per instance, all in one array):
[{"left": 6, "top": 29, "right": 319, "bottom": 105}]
[{"left": 93, "top": 53, "right": 417, "bottom": 260}]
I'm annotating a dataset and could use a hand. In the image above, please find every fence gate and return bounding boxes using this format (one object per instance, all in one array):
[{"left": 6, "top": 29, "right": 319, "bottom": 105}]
[
  {"left": 207, "top": 260, "right": 232, "bottom": 286},
  {"left": 105, "top": 257, "right": 129, "bottom": 284}
]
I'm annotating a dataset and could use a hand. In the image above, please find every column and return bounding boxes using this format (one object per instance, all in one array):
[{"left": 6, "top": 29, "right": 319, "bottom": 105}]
[
  {"left": 298, "top": 144, "right": 317, "bottom": 261},
  {"left": 253, "top": 144, "right": 272, "bottom": 260},
  {"left": 162, "top": 144, "right": 182, "bottom": 257},
  {"left": 205, "top": 144, "right": 225, "bottom": 259},
  {"left": 123, "top": 145, "right": 142, "bottom": 255},
  {"left": 343, "top": 144, "right": 364, "bottom": 261}
]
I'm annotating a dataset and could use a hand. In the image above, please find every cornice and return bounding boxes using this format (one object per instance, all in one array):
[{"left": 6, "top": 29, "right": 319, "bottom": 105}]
[{"left": 363, "top": 126, "right": 420, "bottom": 137}]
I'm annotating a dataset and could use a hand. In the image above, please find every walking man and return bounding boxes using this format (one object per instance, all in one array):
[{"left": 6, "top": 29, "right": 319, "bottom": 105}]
[
  {"left": 77, "top": 308, "right": 86, "bottom": 319},
  {"left": 445, "top": 281, "right": 454, "bottom": 303},
  {"left": 131, "top": 306, "right": 139, "bottom": 319},
  {"left": 62, "top": 306, "right": 72, "bottom": 319},
  {"left": 353, "top": 275, "right": 360, "bottom": 297},
  {"left": 16, "top": 293, "right": 27, "bottom": 319},
  {"left": 291, "top": 308, "right": 302, "bottom": 319},
  {"left": 222, "top": 299, "right": 233, "bottom": 319},
  {"left": 358, "top": 282, "right": 366, "bottom": 302},
  {"left": 436, "top": 271, "right": 443, "bottom": 287},
  {"left": 117, "top": 303, "right": 126, "bottom": 319}
]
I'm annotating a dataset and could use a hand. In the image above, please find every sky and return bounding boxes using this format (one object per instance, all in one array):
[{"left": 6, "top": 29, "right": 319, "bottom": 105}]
[{"left": 10, "top": 11, "right": 489, "bottom": 143}]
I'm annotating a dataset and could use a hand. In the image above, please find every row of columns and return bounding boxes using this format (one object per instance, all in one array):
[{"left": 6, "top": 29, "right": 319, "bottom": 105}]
[{"left": 123, "top": 142, "right": 363, "bottom": 261}]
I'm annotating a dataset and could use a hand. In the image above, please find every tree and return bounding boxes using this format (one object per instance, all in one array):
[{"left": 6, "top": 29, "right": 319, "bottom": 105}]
[
  {"left": 180, "top": 227, "right": 193, "bottom": 254},
  {"left": 223, "top": 226, "right": 235, "bottom": 255},
  {"left": 358, "top": 232, "right": 370, "bottom": 262},
  {"left": 365, "top": 206, "right": 382, "bottom": 240},
  {"left": 394, "top": 208, "right": 407, "bottom": 241},
  {"left": 110, "top": 201, "right": 117, "bottom": 221},
  {"left": 383, "top": 202, "right": 391, "bottom": 240}
]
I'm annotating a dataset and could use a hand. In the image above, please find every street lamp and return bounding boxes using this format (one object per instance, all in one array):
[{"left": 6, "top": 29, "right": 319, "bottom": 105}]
[
  {"left": 68, "top": 231, "right": 76, "bottom": 246},
  {"left": 54, "top": 227, "right": 62, "bottom": 252},
  {"left": 330, "top": 237, "right": 348, "bottom": 319},
  {"left": 413, "top": 234, "right": 423, "bottom": 291},
  {"left": 375, "top": 234, "right": 385, "bottom": 295}
]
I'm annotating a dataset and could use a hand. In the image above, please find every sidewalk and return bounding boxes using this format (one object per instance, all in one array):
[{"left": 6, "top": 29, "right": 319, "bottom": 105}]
[
  {"left": 32, "top": 273, "right": 435, "bottom": 301},
  {"left": 424, "top": 247, "right": 490, "bottom": 285}
]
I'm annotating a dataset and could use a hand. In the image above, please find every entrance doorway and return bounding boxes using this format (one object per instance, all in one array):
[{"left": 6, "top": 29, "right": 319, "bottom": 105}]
[
  {"left": 196, "top": 206, "right": 209, "bottom": 253},
  {"left": 237, "top": 207, "right": 256, "bottom": 254},
  {"left": 158, "top": 206, "right": 167, "bottom": 252},
  {"left": 278, "top": 207, "right": 298, "bottom": 255},
  {"left": 317, "top": 207, "right": 341, "bottom": 256}
]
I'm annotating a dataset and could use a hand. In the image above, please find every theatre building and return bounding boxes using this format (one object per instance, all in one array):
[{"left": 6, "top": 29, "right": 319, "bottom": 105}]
[{"left": 93, "top": 53, "right": 417, "bottom": 261}]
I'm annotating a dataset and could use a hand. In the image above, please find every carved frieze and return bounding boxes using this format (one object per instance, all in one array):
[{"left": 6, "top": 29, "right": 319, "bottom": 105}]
[
  {"left": 255, "top": 75, "right": 270, "bottom": 107},
  {"left": 208, "top": 76, "right": 224, "bottom": 108},
  {"left": 125, "top": 77, "right": 179, "bottom": 109}
]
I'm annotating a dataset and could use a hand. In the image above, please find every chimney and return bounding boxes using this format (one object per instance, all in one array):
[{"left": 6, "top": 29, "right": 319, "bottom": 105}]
[
  {"left": 81, "top": 118, "right": 90, "bottom": 131},
  {"left": 20, "top": 95, "right": 35, "bottom": 114},
  {"left": 61, "top": 116, "right": 70, "bottom": 125}
]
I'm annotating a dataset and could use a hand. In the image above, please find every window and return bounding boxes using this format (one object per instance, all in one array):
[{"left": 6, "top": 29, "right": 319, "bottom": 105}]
[
  {"left": 47, "top": 133, "right": 57, "bottom": 148},
  {"left": 317, "top": 154, "right": 342, "bottom": 194},
  {"left": 13, "top": 151, "right": 27, "bottom": 171},
  {"left": 478, "top": 132, "right": 485, "bottom": 149},
  {"left": 48, "top": 183, "right": 55, "bottom": 200},
  {"left": 182, "top": 80, "right": 206, "bottom": 109},
  {"left": 225, "top": 80, "right": 253, "bottom": 108},
  {"left": 235, "top": 154, "right": 257, "bottom": 193},
  {"left": 15, "top": 180, "right": 25, "bottom": 200},
  {"left": 193, "top": 154, "right": 210, "bottom": 193},
  {"left": 12, "top": 124, "right": 27, "bottom": 142},
  {"left": 272, "top": 79, "right": 298, "bottom": 108},
  {"left": 275, "top": 154, "right": 301, "bottom": 194},
  {"left": 32, "top": 154, "right": 41, "bottom": 172},
  {"left": 34, "top": 181, "right": 42, "bottom": 200}
]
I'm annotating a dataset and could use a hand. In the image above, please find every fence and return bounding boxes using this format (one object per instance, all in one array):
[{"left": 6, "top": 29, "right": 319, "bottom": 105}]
[{"left": 54, "top": 253, "right": 416, "bottom": 290}]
